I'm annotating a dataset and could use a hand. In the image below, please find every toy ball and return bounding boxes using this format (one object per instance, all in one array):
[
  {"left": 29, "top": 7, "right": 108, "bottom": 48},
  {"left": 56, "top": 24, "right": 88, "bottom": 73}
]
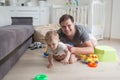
[{"left": 34, "top": 74, "right": 48, "bottom": 80}]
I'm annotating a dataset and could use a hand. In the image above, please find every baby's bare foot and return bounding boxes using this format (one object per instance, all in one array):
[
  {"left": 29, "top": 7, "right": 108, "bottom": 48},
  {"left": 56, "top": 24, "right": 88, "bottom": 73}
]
[{"left": 69, "top": 54, "right": 78, "bottom": 64}]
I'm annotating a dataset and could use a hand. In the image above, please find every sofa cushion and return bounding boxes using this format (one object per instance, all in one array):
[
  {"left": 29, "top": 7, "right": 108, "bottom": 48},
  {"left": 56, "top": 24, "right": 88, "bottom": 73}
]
[
  {"left": 0, "top": 25, "right": 34, "bottom": 60},
  {"left": 34, "top": 23, "right": 60, "bottom": 42},
  {"left": 0, "top": 7, "right": 12, "bottom": 27}
]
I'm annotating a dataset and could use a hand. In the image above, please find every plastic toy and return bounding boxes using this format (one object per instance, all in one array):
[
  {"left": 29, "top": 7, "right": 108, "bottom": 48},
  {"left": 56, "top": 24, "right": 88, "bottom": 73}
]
[
  {"left": 44, "top": 52, "right": 49, "bottom": 57},
  {"left": 75, "top": 0, "right": 78, "bottom": 6},
  {"left": 29, "top": 42, "right": 46, "bottom": 50},
  {"left": 43, "top": 45, "right": 49, "bottom": 57},
  {"left": 80, "top": 54, "right": 87, "bottom": 63},
  {"left": 34, "top": 74, "right": 48, "bottom": 80},
  {"left": 66, "top": 0, "right": 72, "bottom": 6},
  {"left": 80, "top": 54, "right": 99, "bottom": 68},
  {"left": 88, "top": 62, "right": 97, "bottom": 67},
  {"left": 65, "top": 0, "right": 79, "bottom": 7},
  {"left": 95, "top": 45, "right": 119, "bottom": 62}
]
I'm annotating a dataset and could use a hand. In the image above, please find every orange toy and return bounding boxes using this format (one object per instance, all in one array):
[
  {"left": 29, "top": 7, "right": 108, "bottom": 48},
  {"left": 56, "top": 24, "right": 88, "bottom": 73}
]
[{"left": 88, "top": 62, "right": 97, "bottom": 68}]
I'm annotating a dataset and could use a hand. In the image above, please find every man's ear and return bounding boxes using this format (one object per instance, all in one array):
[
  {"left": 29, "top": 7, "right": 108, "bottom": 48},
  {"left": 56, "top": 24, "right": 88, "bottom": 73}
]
[{"left": 73, "top": 22, "right": 75, "bottom": 25}]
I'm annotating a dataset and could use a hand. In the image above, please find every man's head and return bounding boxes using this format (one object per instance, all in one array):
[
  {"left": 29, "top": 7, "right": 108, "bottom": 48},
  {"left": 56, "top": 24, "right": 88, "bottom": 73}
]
[
  {"left": 45, "top": 31, "right": 59, "bottom": 50},
  {"left": 59, "top": 14, "right": 75, "bottom": 38}
]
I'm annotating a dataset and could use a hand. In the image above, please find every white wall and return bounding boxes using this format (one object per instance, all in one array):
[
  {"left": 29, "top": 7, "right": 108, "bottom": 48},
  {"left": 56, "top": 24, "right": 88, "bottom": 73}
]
[
  {"left": 46, "top": 0, "right": 65, "bottom": 6},
  {"left": 5, "top": 0, "right": 120, "bottom": 39},
  {"left": 48, "top": 0, "right": 113, "bottom": 39},
  {"left": 111, "top": 0, "right": 120, "bottom": 39},
  {"left": 46, "top": 0, "right": 91, "bottom": 6},
  {"left": 99, "top": 0, "right": 120, "bottom": 39},
  {"left": 103, "top": 0, "right": 112, "bottom": 39}
]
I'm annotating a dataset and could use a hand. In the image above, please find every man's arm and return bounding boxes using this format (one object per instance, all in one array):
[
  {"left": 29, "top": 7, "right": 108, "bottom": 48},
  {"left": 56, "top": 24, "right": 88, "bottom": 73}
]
[{"left": 68, "top": 40, "right": 94, "bottom": 55}]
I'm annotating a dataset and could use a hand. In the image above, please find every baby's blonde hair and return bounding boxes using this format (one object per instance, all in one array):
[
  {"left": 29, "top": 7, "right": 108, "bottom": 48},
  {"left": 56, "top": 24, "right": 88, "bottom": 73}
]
[{"left": 45, "top": 31, "right": 59, "bottom": 43}]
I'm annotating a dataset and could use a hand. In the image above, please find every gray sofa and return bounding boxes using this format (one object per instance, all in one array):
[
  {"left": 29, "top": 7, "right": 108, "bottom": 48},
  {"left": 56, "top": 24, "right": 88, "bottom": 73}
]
[{"left": 0, "top": 18, "right": 34, "bottom": 80}]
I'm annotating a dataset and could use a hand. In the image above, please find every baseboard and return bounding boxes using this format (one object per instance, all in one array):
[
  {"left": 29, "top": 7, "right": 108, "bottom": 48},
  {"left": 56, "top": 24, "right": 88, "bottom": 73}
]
[{"left": 103, "top": 37, "right": 120, "bottom": 41}]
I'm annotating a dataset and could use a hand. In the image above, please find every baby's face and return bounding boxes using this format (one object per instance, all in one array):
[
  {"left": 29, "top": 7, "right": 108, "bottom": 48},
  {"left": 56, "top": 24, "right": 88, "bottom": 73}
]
[{"left": 47, "top": 40, "right": 59, "bottom": 51}]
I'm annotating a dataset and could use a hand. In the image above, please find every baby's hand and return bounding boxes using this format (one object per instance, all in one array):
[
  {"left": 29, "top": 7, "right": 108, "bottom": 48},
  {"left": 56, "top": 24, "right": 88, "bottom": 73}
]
[
  {"left": 61, "top": 59, "right": 69, "bottom": 64},
  {"left": 47, "top": 64, "right": 53, "bottom": 69}
]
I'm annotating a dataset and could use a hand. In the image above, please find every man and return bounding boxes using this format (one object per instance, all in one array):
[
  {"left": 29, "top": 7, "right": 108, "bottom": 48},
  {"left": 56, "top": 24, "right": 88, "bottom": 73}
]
[{"left": 57, "top": 14, "right": 95, "bottom": 56}]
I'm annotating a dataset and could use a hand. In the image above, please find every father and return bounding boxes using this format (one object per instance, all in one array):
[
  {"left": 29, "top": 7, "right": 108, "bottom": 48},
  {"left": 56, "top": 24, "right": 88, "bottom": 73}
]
[{"left": 57, "top": 14, "right": 96, "bottom": 56}]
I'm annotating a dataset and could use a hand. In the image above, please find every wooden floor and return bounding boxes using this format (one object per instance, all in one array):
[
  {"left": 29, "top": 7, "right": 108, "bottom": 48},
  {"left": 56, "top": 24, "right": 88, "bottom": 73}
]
[{"left": 3, "top": 39, "right": 120, "bottom": 80}]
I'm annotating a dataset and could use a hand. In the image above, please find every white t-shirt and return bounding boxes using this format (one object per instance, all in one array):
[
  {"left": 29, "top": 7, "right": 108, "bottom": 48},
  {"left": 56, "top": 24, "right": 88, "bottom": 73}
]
[{"left": 48, "top": 42, "right": 68, "bottom": 56}]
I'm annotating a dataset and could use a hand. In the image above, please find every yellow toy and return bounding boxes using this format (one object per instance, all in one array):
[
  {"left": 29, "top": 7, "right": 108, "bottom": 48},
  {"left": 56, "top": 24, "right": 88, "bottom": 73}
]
[
  {"left": 80, "top": 54, "right": 99, "bottom": 67},
  {"left": 80, "top": 54, "right": 87, "bottom": 63}
]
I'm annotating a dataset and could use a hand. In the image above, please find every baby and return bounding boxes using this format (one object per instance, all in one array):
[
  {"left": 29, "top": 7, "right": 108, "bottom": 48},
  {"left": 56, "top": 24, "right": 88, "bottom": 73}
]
[{"left": 45, "top": 31, "right": 77, "bottom": 68}]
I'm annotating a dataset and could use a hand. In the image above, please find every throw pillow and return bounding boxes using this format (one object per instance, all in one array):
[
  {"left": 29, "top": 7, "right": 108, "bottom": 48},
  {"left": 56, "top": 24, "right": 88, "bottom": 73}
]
[{"left": 34, "top": 23, "right": 60, "bottom": 42}]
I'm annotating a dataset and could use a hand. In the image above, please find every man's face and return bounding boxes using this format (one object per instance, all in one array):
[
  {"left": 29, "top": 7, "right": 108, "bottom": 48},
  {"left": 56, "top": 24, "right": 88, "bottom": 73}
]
[{"left": 60, "top": 19, "right": 75, "bottom": 37}]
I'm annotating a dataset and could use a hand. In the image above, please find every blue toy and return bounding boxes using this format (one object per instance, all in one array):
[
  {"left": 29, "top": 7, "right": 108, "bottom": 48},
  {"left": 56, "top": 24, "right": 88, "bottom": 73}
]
[
  {"left": 44, "top": 52, "right": 49, "bottom": 57},
  {"left": 43, "top": 45, "right": 49, "bottom": 57},
  {"left": 75, "top": 0, "right": 78, "bottom": 6}
]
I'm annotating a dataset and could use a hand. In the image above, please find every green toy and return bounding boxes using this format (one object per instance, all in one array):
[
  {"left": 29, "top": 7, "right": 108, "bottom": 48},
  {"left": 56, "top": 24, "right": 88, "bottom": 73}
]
[
  {"left": 34, "top": 74, "right": 48, "bottom": 80},
  {"left": 95, "top": 45, "right": 119, "bottom": 62}
]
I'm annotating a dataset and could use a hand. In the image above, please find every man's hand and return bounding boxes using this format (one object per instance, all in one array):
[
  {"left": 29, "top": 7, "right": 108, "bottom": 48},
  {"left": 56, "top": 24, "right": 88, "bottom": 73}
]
[
  {"left": 67, "top": 46, "right": 76, "bottom": 54},
  {"left": 47, "top": 63, "right": 53, "bottom": 68},
  {"left": 67, "top": 45, "right": 72, "bottom": 51}
]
